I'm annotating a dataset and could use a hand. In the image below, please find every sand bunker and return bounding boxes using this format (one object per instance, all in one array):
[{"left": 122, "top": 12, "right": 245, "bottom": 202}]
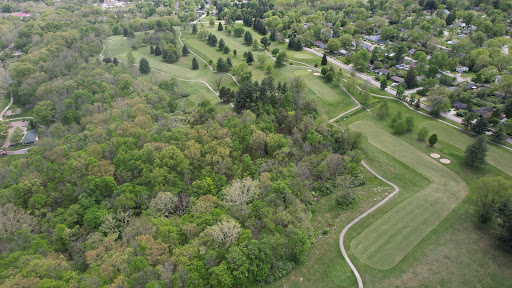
[
  {"left": 313, "top": 73, "right": 321, "bottom": 75},
  {"left": 440, "top": 159, "right": 451, "bottom": 164},
  {"left": 430, "top": 153, "right": 440, "bottom": 158},
  {"left": 307, "top": 69, "right": 312, "bottom": 72}
]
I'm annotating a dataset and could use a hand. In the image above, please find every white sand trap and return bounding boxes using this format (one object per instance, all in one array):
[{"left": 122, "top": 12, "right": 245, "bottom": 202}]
[
  {"left": 440, "top": 158, "right": 451, "bottom": 164},
  {"left": 313, "top": 73, "right": 321, "bottom": 75},
  {"left": 430, "top": 153, "right": 440, "bottom": 158},
  {"left": 307, "top": 69, "right": 312, "bottom": 72}
]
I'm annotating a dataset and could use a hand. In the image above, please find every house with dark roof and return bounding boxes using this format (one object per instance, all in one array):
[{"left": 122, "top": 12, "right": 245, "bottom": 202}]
[
  {"left": 451, "top": 101, "right": 467, "bottom": 110},
  {"left": 391, "top": 76, "right": 405, "bottom": 83},
  {"left": 21, "top": 129, "right": 37, "bottom": 145},
  {"left": 375, "top": 68, "right": 389, "bottom": 75},
  {"left": 472, "top": 107, "right": 493, "bottom": 117}
]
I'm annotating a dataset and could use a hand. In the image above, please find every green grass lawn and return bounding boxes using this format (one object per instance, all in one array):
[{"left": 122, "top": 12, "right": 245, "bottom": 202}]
[
  {"left": 104, "top": 34, "right": 238, "bottom": 108},
  {"left": 349, "top": 120, "right": 468, "bottom": 269},
  {"left": 179, "top": 28, "right": 357, "bottom": 119}
]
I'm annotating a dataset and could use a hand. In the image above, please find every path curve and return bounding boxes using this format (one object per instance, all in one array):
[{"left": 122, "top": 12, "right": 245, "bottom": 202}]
[
  {"left": 329, "top": 83, "right": 363, "bottom": 122},
  {"left": 178, "top": 31, "right": 239, "bottom": 87},
  {"left": 339, "top": 160, "right": 400, "bottom": 288},
  {"left": 0, "top": 93, "right": 13, "bottom": 121}
]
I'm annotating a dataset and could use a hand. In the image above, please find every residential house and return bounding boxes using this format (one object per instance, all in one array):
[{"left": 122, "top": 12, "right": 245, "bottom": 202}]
[
  {"left": 456, "top": 66, "right": 469, "bottom": 73},
  {"left": 391, "top": 76, "right": 405, "bottom": 83},
  {"left": 375, "top": 68, "right": 389, "bottom": 75},
  {"left": 472, "top": 107, "right": 493, "bottom": 117},
  {"left": 451, "top": 101, "right": 467, "bottom": 110}
]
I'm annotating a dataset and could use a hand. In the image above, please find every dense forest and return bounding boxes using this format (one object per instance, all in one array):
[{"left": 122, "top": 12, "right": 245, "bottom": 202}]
[{"left": 0, "top": 1, "right": 367, "bottom": 287}]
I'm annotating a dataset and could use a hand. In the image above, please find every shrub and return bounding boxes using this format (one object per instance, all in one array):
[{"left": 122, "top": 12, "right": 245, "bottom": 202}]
[
  {"left": 325, "top": 72, "right": 334, "bottom": 81},
  {"left": 417, "top": 127, "right": 429, "bottom": 141},
  {"left": 428, "top": 134, "right": 438, "bottom": 146},
  {"left": 336, "top": 192, "right": 356, "bottom": 208},
  {"left": 321, "top": 67, "right": 329, "bottom": 75}
]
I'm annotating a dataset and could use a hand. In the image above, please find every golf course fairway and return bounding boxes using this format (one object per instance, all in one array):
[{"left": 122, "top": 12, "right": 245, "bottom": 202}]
[{"left": 349, "top": 121, "right": 468, "bottom": 269}]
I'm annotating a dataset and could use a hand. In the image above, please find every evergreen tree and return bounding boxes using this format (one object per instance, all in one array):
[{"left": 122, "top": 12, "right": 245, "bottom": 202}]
[
  {"left": 154, "top": 45, "right": 162, "bottom": 56},
  {"left": 217, "top": 57, "right": 226, "bottom": 72},
  {"left": 505, "top": 98, "right": 512, "bottom": 118},
  {"left": 233, "top": 49, "right": 237, "bottom": 57},
  {"left": 294, "top": 38, "right": 302, "bottom": 50},
  {"left": 260, "top": 37, "right": 270, "bottom": 49},
  {"left": 192, "top": 23, "right": 198, "bottom": 34},
  {"left": 207, "top": 34, "right": 218, "bottom": 46},
  {"left": 244, "top": 31, "right": 253, "bottom": 45},
  {"left": 226, "top": 57, "right": 232, "bottom": 68},
  {"left": 428, "top": 134, "right": 438, "bottom": 146},
  {"left": 123, "top": 27, "right": 128, "bottom": 37},
  {"left": 192, "top": 57, "right": 199, "bottom": 70},
  {"left": 150, "top": 45, "right": 155, "bottom": 54},
  {"left": 472, "top": 117, "right": 489, "bottom": 135},
  {"left": 139, "top": 58, "right": 151, "bottom": 74},
  {"left": 465, "top": 135, "right": 488, "bottom": 166},
  {"left": 224, "top": 46, "right": 230, "bottom": 54},
  {"left": 218, "top": 38, "right": 225, "bottom": 50},
  {"left": 113, "top": 57, "right": 118, "bottom": 66},
  {"left": 321, "top": 54, "right": 327, "bottom": 65},
  {"left": 182, "top": 44, "right": 189, "bottom": 56},
  {"left": 288, "top": 37, "right": 296, "bottom": 50},
  {"left": 493, "top": 124, "right": 506, "bottom": 142},
  {"left": 405, "top": 68, "right": 417, "bottom": 89},
  {"left": 218, "top": 22, "right": 223, "bottom": 31},
  {"left": 270, "top": 29, "right": 276, "bottom": 41},
  {"left": 246, "top": 51, "right": 254, "bottom": 64}
]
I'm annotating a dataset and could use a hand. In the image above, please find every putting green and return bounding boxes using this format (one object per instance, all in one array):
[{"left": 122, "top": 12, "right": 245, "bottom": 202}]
[
  {"left": 349, "top": 121, "right": 468, "bottom": 269},
  {"left": 419, "top": 122, "right": 512, "bottom": 177}
]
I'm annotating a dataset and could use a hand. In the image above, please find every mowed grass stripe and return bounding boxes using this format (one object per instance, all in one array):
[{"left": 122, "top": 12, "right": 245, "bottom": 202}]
[
  {"left": 349, "top": 121, "right": 468, "bottom": 269},
  {"left": 419, "top": 121, "right": 512, "bottom": 177}
]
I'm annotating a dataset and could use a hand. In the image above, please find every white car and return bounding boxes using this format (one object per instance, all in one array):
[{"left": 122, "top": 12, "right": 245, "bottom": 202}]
[{"left": 391, "top": 83, "right": 398, "bottom": 87}]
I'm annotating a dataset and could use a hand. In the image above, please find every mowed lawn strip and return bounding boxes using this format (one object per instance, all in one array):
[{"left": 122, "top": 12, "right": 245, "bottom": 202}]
[
  {"left": 349, "top": 120, "right": 468, "bottom": 269},
  {"left": 420, "top": 121, "right": 512, "bottom": 177}
]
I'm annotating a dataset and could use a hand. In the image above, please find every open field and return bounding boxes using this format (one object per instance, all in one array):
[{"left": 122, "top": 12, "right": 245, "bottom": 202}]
[{"left": 270, "top": 99, "right": 512, "bottom": 287}]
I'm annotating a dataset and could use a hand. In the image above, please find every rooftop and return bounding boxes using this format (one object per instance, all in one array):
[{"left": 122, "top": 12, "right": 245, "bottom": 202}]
[{"left": 22, "top": 129, "right": 37, "bottom": 145}]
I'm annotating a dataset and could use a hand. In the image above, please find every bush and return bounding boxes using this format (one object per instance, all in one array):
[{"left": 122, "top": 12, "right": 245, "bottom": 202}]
[
  {"left": 417, "top": 127, "right": 429, "bottom": 141},
  {"left": 428, "top": 133, "right": 438, "bottom": 146},
  {"left": 271, "top": 48, "right": 280, "bottom": 56},
  {"left": 336, "top": 192, "right": 356, "bottom": 208},
  {"left": 325, "top": 72, "right": 334, "bottom": 81},
  {"left": 317, "top": 181, "right": 334, "bottom": 196},
  {"left": 321, "top": 67, "right": 329, "bottom": 75}
]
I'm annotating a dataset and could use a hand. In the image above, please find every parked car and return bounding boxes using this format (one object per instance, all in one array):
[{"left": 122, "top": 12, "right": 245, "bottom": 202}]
[{"left": 0, "top": 150, "right": 7, "bottom": 156}]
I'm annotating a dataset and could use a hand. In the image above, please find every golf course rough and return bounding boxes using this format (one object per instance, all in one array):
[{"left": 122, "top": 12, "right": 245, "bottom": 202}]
[{"left": 349, "top": 121, "right": 468, "bottom": 269}]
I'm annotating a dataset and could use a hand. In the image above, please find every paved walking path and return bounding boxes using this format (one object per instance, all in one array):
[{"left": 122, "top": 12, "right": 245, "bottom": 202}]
[
  {"left": 339, "top": 160, "right": 400, "bottom": 288},
  {"left": 178, "top": 31, "right": 240, "bottom": 87},
  {"left": 0, "top": 93, "right": 13, "bottom": 121}
]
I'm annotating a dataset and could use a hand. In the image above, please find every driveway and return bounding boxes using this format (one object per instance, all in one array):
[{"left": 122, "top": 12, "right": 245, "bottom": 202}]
[{"left": 2, "top": 120, "right": 27, "bottom": 148}]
